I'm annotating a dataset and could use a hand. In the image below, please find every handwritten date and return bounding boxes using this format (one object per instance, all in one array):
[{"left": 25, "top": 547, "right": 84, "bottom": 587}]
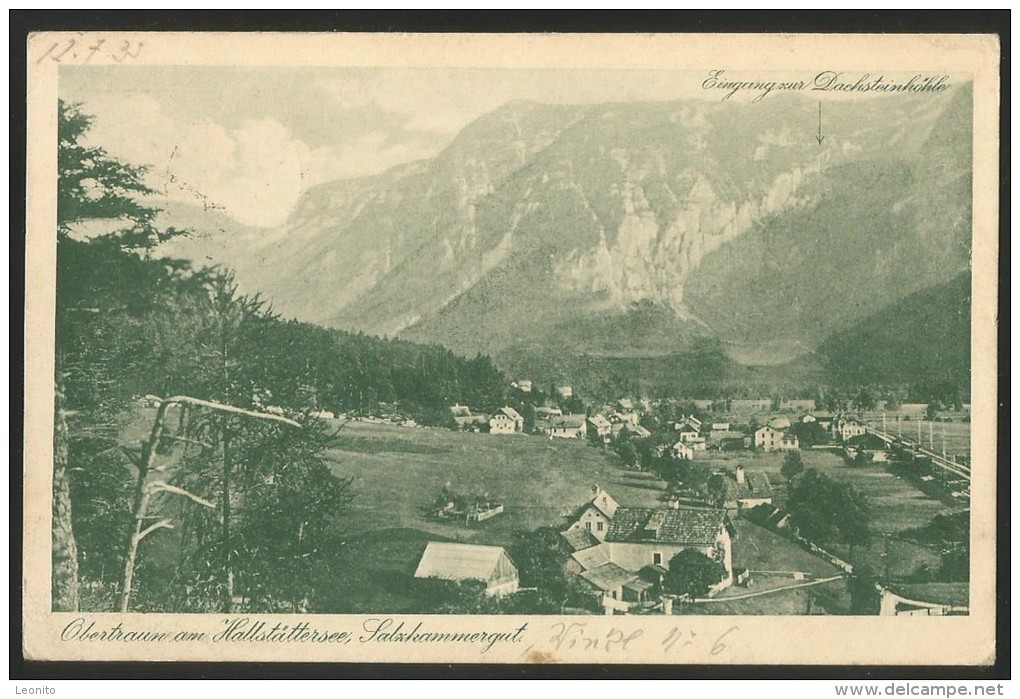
[{"left": 35, "top": 37, "right": 144, "bottom": 65}]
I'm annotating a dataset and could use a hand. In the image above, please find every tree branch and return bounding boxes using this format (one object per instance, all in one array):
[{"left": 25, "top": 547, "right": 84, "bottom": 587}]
[
  {"left": 136, "top": 519, "right": 174, "bottom": 542},
  {"left": 148, "top": 481, "right": 216, "bottom": 509},
  {"left": 153, "top": 395, "right": 302, "bottom": 429}
]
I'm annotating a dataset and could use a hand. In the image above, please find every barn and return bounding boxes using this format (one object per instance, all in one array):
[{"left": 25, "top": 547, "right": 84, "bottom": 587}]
[{"left": 414, "top": 542, "right": 520, "bottom": 597}]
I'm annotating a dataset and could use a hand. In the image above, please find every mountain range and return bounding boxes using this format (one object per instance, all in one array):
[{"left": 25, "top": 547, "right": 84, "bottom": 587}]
[{"left": 161, "top": 84, "right": 973, "bottom": 390}]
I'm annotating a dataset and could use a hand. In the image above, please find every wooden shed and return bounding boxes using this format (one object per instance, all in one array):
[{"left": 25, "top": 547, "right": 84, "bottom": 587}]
[{"left": 414, "top": 542, "right": 519, "bottom": 597}]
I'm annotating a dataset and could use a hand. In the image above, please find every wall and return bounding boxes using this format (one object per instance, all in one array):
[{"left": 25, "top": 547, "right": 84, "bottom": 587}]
[
  {"left": 570, "top": 505, "right": 610, "bottom": 540},
  {"left": 606, "top": 542, "right": 704, "bottom": 572}
]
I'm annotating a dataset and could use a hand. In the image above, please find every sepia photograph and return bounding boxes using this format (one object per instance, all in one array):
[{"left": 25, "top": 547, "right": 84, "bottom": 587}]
[{"left": 21, "top": 30, "right": 1000, "bottom": 666}]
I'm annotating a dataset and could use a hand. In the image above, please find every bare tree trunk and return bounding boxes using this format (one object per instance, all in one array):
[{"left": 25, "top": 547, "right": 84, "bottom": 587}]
[
  {"left": 51, "top": 379, "right": 79, "bottom": 612},
  {"left": 221, "top": 428, "right": 234, "bottom": 613}
]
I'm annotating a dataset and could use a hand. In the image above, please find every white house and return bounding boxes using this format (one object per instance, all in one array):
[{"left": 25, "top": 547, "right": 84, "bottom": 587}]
[
  {"left": 603, "top": 506, "right": 732, "bottom": 584},
  {"left": 754, "top": 425, "right": 799, "bottom": 452},
  {"left": 414, "top": 542, "right": 519, "bottom": 597},
  {"left": 567, "top": 485, "right": 620, "bottom": 541},
  {"left": 489, "top": 406, "right": 525, "bottom": 434},
  {"left": 671, "top": 441, "right": 695, "bottom": 460},
  {"left": 836, "top": 419, "right": 867, "bottom": 442}
]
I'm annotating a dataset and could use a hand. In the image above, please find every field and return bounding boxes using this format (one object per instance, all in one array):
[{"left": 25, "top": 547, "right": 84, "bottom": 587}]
[
  {"left": 322, "top": 419, "right": 665, "bottom": 547},
  {"left": 728, "top": 519, "right": 842, "bottom": 578},
  {"left": 697, "top": 448, "right": 954, "bottom": 579},
  {"left": 698, "top": 448, "right": 953, "bottom": 536},
  {"left": 680, "top": 577, "right": 851, "bottom": 615},
  {"left": 124, "top": 408, "right": 957, "bottom": 608}
]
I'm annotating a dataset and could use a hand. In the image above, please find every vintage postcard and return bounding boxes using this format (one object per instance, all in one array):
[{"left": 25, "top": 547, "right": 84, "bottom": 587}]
[{"left": 23, "top": 32, "right": 999, "bottom": 665}]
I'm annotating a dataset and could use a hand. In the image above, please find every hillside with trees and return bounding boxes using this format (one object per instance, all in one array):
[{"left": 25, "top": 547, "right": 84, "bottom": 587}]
[{"left": 53, "top": 101, "right": 507, "bottom": 613}]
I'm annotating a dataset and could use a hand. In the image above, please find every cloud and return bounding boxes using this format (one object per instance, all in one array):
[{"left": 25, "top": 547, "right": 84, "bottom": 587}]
[
  {"left": 60, "top": 64, "right": 770, "bottom": 229},
  {"left": 79, "top": 97, "right": 330, "bottom": 228}
]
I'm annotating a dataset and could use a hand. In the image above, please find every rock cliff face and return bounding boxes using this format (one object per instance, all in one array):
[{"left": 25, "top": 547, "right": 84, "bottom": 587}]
[{"left": 165, "top": 85, "right": 972, "bottom": 367}]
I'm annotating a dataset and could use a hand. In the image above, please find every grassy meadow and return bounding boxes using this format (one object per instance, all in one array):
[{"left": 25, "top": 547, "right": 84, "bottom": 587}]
[{"left": 322, "top": 419, "right": 665, "bottom": 547}]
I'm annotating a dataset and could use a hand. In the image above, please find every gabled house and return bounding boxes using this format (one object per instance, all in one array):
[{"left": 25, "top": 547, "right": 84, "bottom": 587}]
[
  {"left": 489, "top": 406, "right": 525, "bottom": 434},
  {"left": 768, "top": 416, "right": 792, "bottom": 430},
  {"left": 555, "top": 385, "right": 574, "bottom": 399},
  {"left": 587, "top": 414, "right": 612, "bottom": 438},
  {"left": 711, "top": 430, "right": 751, "bottom": 451},
  {"left": 674, "top": 415, "right": 703, "bottom": 434},
  {"left": 566, "top": 485, "right": 620, "bottom": 541},
  {"left": 603, "top": 506, "right": 732, "bottom": 584},
  {"left": 835, "top": 418, "right": 867, "bottom": 442},
  {"left": 610, "top": 411, "right": 640, "bottom": 427},
  {"left": 546, "top": 414, "right": 588, "bottom": 439},
  {"left": 671, "top": 441, "right": 695, "bottom": 460},
  {"left": 414, "top": 542, "right": 519, "bottom": 597},
  {"left": 561, "top": 527, "right": 600, "bottom": 553},
  {"left": 800, "top": 411, "right": 834, "bottom": 430},
  {"left": 754, "top": 425, "right": 799, "bottom": 452},
  {"left": 622, "top": 422, "right": 651, "bottom": 439},
  {"left": 716, "top": 466, "right": 775, "bottom": 510},
  {"left": 674, "top": 416, "right": 705, "bottom": 449}
]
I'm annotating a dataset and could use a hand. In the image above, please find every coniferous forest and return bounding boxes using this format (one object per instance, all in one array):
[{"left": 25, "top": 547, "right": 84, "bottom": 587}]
[{"left": 53, "top": 101, "right": 508, "bottom": 613}]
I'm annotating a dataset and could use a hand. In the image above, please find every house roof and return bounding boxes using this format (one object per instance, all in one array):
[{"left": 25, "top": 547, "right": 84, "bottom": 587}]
[
  {"left": 625, "top": 424, "right": 651, "bottom": 437},
  {"left": 710, "top": 423, "right": 731, "bottom": 431},
  {"left": 492, "top": 406, "right": 524, "bottom": 422},
  {"left": 605, "top": 507, "right": 725, "bottom": 546},
  {"left": 571, "top": 543, "right": 612, "bottom": 571},
  {"left": 550, "top": 414, "right": 587, "bottom": 429},
  {"left": 889, "top": 583, "right": 969, "bottom": 608},
  {"left": 580, "top": 562, "right": 635, "bottom": 592},
  {"left": 587, "top": 415, "right": 612, "bottom": 428},
  {"left": 414, "top": 542, "right": 511, "bottom": 583},
  {"left": 727, "top": 470, "right": 774, "bottom": 500},
  {"left": 590, "top": 489, "right": 619, "bottom": 518},
  {"left": 641, "top": 563, "right": 669, "bottom": 579},
  {"left": 713, "top": 431, "right": 747, "bottom": 441},
  {"left": 623, "top": 578, "right": 655, "bottom": 593},
  {"left": 561, "top": 528, "right": 600, "bottom": 552}
]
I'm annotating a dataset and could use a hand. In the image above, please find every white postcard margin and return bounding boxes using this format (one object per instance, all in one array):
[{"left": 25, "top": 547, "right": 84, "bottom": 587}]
[{"left": 23, "top": 31, "right": 1000, "bottom": 665}]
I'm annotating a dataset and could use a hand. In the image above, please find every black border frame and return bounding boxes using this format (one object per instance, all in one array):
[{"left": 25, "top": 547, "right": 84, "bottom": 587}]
[{"left": 9, "top": 9, "right": 1010, "bottom": 681}]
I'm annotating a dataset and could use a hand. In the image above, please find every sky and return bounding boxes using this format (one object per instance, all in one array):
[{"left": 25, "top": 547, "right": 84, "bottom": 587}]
[
  {"left": 58, "top": 66, "right": 740, "bottom": 228},
  {"left": 59, "top": 66, "right": 962, "bottom": 228}
]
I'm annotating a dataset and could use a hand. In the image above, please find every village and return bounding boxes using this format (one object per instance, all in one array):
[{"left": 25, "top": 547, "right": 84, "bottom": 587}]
[{"left": 311, "top": 378, "right": 972, "bottom": 618}]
